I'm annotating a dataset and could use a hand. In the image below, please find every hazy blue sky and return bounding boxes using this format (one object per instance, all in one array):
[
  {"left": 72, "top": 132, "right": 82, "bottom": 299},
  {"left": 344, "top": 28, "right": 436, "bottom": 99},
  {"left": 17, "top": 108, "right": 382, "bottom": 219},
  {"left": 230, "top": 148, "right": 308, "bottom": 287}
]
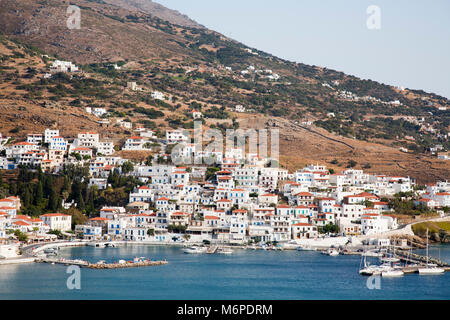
[{"left": 156, "top": 0, "right": 450, "bottom": 98}]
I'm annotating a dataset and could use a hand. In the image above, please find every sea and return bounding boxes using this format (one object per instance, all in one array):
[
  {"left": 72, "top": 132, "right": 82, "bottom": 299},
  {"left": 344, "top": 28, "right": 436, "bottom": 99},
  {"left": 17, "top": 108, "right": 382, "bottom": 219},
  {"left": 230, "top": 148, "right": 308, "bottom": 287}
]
[{"left": 0, "top": 244, "right": 449, "bottom": 300}]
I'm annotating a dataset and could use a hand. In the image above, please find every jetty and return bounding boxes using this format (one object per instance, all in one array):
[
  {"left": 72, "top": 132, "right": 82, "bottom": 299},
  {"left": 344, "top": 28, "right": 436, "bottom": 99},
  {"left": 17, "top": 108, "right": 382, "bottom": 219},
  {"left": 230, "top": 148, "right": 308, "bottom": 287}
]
[
  {"left": 38, "top": 258, "right": 89, "bottom": 267},
  {"left": 88, "top": 260, "right": 168, "bottom": 269},
  {"left": 393, "top": 248, "right": 450, "bottom": 268},
  {"left": 37, "top": 257, "right": 168, "bottom": 269}
]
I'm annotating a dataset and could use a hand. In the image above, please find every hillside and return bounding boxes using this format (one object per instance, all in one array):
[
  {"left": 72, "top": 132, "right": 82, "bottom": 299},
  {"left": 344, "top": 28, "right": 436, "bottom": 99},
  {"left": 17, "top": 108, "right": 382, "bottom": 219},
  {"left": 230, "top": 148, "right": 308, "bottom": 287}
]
[
  {"left": 102, "top": 0, "right": 204, "bottom": 28},
  {"left": 0, "top": 0, "right": 449, "bottom": 183}
]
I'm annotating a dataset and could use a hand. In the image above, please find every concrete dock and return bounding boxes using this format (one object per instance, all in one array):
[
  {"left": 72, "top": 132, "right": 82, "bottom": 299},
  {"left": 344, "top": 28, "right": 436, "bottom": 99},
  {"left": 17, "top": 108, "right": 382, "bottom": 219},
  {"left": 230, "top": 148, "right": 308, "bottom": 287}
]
[{"left": 37, "top": 257, "right": 168, "bottom": 269}]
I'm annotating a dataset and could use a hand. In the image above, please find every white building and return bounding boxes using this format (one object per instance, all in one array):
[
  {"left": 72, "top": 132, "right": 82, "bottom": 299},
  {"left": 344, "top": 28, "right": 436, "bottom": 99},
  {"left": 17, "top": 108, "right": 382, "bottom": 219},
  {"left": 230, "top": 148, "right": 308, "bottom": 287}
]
[
  {"left": 40, "top": 213, "right": 72, "bottom": 231},
  {"left": 151, "top": 91, "right": 165, "bottom": 100},
  {"left": 166, "top": 130, "right": 189, "bottom": 144},
  {"left": 50, "top": 60, "right": 79, "bottom": 73},
  {"left": 44, "top": 129, "right": 59, "bottom": 144}
]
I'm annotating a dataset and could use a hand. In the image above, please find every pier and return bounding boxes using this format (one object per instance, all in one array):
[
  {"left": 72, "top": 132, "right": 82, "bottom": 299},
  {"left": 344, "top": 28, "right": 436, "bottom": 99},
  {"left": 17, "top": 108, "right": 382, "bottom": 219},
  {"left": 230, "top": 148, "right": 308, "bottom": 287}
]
[
  {"left": 393, "top": 248, "right": 450, "bottom": 268},
  {"left": 37, "top": 257, "right": 168, "bottom": 269},
  {"left": 38, "top": 258, "right": 89, "bottom": 267}
]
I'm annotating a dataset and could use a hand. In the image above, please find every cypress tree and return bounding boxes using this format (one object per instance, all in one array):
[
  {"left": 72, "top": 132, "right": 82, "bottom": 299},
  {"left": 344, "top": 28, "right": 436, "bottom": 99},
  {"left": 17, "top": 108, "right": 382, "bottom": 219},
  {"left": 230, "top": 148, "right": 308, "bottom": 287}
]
[
  {"left": 47, "top": 189, "right": 59, "bottom": 212},
  {"left": 34, "top": 181, "right": 44, "bottom": 206}
]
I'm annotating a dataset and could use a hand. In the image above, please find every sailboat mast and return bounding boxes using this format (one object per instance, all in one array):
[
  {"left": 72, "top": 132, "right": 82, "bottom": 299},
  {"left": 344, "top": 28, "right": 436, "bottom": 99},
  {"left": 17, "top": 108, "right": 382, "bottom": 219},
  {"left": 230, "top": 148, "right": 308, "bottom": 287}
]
[{"left": 426, "top": 229, "right": 429, "bottom": 267}]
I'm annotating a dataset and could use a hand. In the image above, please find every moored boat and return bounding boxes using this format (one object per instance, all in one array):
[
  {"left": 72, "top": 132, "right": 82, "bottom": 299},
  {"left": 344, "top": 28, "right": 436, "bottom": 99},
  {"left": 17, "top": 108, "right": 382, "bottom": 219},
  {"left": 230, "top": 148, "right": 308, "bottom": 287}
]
[
  {"left": 297, "top": 245, "right": 315, "bottom": 251},
  {"left": 381, "top": 269, "right": 404, "bottom": 277},
  {"left": 216, "top": 248, "right": 233, "bottom": 255},
  {"left": 323, "top": 248, "right": 339, "bottom": 256},
  {"left": 418, "top": 230, "right": 445, "bottom": 275},
  {"left": 183, "top": 246, "right": 206, "bottom": 254}
]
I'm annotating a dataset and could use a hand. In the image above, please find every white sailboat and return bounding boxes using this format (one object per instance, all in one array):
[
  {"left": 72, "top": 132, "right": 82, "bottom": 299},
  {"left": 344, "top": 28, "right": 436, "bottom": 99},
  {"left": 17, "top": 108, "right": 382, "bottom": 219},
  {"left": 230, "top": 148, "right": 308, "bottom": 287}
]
[
  {"left": 359, "top": 252, "right": 376, "bottom": 275},
  {"left": 380, "top": 245, "right": 404, "bottom": 277},
  {"left": 418, "top": 229, "right": 445, "bottom": 275}
]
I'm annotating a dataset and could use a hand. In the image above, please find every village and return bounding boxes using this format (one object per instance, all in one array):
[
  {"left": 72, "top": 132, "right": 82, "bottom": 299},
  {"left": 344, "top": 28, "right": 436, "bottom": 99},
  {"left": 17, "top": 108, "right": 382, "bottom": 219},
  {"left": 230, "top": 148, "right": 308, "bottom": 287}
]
[{"left": 0, "top": 117, "right": 449, "bottom": 261}]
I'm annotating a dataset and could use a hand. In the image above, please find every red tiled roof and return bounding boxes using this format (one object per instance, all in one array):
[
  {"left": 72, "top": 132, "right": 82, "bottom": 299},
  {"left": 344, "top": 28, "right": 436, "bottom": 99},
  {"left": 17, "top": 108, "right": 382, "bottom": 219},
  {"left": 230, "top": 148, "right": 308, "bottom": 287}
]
[
  {"left": 89, "top": 217, "right": 109, "bottom": 221},
  {"left": 13, "top": 221, "right": 30, "bottom": 226},
  {"left": 40, "top": 213, "right": 70, "bottom": 217}
]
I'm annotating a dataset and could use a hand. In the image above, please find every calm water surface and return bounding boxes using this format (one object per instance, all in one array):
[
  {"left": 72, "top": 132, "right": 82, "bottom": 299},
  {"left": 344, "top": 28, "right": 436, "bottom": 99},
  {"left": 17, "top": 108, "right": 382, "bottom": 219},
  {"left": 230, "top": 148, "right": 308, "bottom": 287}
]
[{"left": 0, "top": 244, "right": 449, "bottom": 300}]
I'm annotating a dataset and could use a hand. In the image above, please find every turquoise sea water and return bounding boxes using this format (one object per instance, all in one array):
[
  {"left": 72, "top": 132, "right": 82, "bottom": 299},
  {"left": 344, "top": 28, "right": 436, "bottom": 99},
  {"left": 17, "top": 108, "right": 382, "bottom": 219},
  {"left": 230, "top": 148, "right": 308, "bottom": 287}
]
[{"left": 0, "top": 244, "right": 449, "bottom": 300}]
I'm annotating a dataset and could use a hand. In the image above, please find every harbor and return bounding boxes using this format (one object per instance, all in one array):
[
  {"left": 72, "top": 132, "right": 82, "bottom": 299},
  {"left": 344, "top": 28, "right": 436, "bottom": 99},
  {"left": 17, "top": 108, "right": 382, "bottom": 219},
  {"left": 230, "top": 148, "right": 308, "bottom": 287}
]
[
  {"left": 1, "top": 244, "right": 449, "bottom": 300},
  {"left": 358, "top": 231, "right": 449, "bottom": 277}
]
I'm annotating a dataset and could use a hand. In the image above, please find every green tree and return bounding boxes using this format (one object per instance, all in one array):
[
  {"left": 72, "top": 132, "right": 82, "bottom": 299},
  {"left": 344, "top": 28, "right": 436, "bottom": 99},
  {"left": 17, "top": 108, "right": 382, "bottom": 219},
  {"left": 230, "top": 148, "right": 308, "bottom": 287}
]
[
  {"left": 34, "top": 181, "right": 44, "bottom": 206},
  {"left": 145, "top": 155, "right": 154, "bottom": 166},
  {"left": 47, "top": 189, "right": 60, "bottom": 212},
  {"left": 64, "top": 207, "right": 87, "bottom": 228},
  {"left": 14, "top": 230, "right": 28, "bottom": 242},
  {"left": 347, "top": 160, "right": 357, "bottom": 168},
  {"left": 121, "top": 161, "right": 134, "bottom": 174}
]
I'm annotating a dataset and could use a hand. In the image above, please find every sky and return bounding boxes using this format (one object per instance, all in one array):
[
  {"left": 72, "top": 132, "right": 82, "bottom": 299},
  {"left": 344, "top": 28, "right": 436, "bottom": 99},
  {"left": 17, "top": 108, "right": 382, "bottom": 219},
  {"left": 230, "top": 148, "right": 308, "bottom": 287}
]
[{"left": 156, "top": 0, "right": 450, "bottom": 99}]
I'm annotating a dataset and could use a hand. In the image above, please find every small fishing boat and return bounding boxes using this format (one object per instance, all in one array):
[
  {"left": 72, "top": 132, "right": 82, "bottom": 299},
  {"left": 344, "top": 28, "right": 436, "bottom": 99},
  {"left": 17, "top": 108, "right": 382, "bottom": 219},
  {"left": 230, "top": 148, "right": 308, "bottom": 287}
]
[
  {"left": 297, "top": 245, "right": 315, "bottom": 251},
  {"left": 216, "top": 248, "right": 233, "bottom": 255},
  {"left": 323, "top": 248, "right": 339, "bottom": 256},
  {"left": 183, "top": 246, "right": 206, "bottom": 254}
]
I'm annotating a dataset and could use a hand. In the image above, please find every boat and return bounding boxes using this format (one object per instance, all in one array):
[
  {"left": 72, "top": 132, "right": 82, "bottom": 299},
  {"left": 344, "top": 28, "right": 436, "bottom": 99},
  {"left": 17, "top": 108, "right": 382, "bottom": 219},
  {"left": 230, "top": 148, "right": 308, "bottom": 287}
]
[
  {"left": 363, "top": 263, "right": 394, "bottom": 276},
  {"left": 418, "top": 229, "right": 445, "bottom": 275},
  {"left": 297, "top": 245, "right": 315, "bottom": 251},
  {"left": 216, "top": 248, "right": 233, "bottom": 255},
  {"left": 44, "top": 248, "right": 58, "bottom": 254},
  {"left": 323, "top": 248, "right": 339, "bottom": 256},
  {"left": 182, "top": 246, "right": 206, "bottom": 254},
  {"left": 362, "top": 250, "right": 383, "bottom": 257},
  {"left": 418, "top": 266, "right": 445, "bottom": 275},
  {"left": 359, "top": 249, "right": 393, "bottom": 276},
  {"left": 381, "top": 269, "right": 404, "bottom": 277}
]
